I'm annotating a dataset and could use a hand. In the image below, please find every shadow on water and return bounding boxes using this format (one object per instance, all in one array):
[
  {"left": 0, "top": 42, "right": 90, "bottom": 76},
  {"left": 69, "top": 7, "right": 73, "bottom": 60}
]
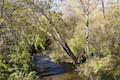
[{"left": 31, "top": 53, "right": 76, "bottom": 78}]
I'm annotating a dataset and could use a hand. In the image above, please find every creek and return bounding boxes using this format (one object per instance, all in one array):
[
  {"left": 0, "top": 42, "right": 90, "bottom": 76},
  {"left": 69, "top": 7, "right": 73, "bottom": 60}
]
[{"left": 32, "top": 54, "right": 80, "bottom": 80}]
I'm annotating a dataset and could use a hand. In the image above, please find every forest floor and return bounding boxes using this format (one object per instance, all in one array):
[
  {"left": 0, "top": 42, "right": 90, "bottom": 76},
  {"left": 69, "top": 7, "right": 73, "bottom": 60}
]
[{"left": 78, "top": 54, "right": 120, "bottom": 80}]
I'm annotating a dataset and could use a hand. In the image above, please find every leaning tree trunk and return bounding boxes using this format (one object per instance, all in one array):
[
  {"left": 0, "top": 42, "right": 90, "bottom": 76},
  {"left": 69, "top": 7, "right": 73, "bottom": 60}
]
[
  {"left": 54, "top": 34, "right": 78, "bottom": 66},
  {"left": 42, "top": 12, "right": 78, "bottom": 66}
]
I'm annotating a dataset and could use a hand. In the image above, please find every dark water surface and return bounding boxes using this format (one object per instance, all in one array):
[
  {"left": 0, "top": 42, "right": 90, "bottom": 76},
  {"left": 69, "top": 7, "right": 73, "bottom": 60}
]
[{"left": 32, "top": 54, "right": 79, "bottom": 80}]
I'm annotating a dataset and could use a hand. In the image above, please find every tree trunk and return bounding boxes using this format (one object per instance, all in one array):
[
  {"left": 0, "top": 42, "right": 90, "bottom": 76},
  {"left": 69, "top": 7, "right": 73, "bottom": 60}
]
[
  {"left": 54, "top": 35, "right": 78, "bottom": 65},
  {"left": 80, "top": 0, "right": 90, "bottom": 58},
  {"left": 101, "top": 0, "right": 105, "bottom": 18},
  {"left": 42, "top": 12, "right": 78, "bottom": 66}
]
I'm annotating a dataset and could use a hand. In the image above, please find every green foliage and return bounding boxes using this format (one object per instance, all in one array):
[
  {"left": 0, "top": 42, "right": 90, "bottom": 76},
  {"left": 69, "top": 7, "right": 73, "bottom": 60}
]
[
  {"left": 69, "top": 34, "right": 85, "bottom": 55},
  {"left": 8, "top": 71, "right": 39, "bottom": 80},
  {"left": 0, "top": 0, "right": 120, "bottom": 80},
  {"left": 0, "top": 0, "right": 46, "bottom": 79},
  {"left": 94, "top": 63, "right": 102, "bottom": 74}
]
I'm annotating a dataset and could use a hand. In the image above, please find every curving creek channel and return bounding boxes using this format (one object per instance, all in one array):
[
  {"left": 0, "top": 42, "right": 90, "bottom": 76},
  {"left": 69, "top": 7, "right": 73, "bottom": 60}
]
[{"left": 32, "top": 54, "right": 81, "bottom": 80}]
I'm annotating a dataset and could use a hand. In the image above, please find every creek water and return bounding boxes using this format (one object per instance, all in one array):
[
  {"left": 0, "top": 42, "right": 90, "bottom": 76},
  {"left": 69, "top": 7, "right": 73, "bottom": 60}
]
[{"left": 32, "top": 54, "right": 80, "bottom": 80}]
